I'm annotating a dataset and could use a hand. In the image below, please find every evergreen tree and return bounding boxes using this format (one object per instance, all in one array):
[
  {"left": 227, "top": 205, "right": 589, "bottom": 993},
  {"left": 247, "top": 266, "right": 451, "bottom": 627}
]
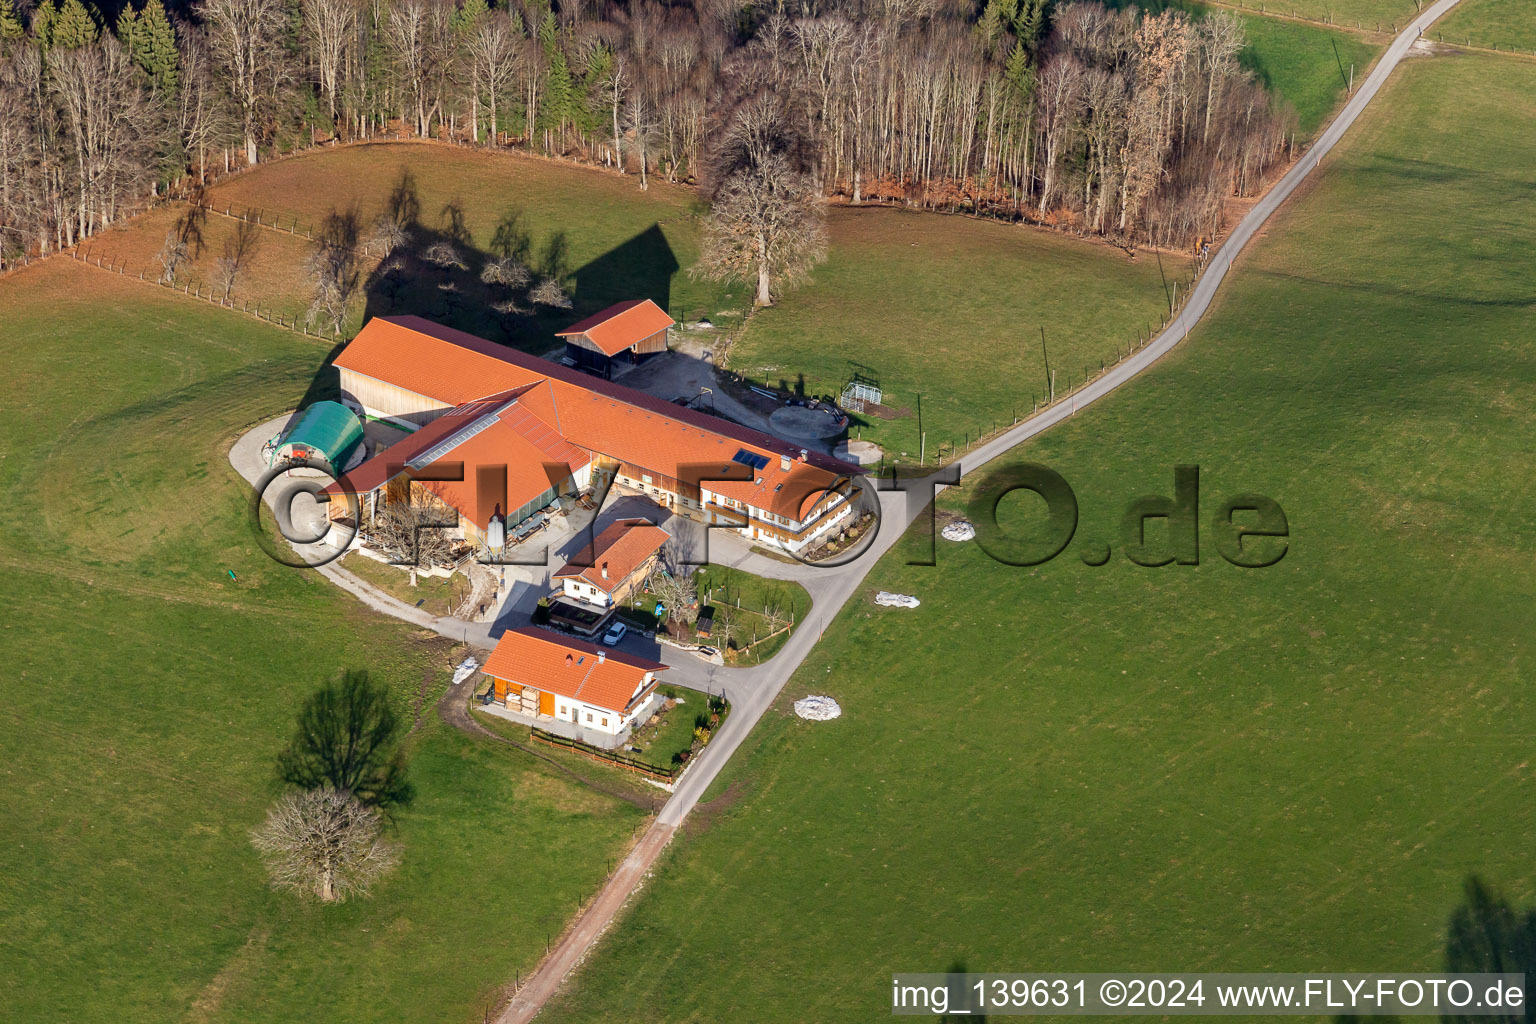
[
  {"left": 116, "top": 4, "right": 141, "bottom": 57},
  {"left": 537, "top": 11, "right": 571, "bottom": 144},
  {"left": 0, "top": 0, "right": 26, "bottom": 41},
  {"left": 1012, "top": 0, "right": 1050, "bottom": 60},
  {"left": 135, "top": 0, "right": 179, "bottom": 94},
  {"left": 30, "top": 0, "right": 58, "bottom": 46},
  {"left": 51, "top": 0, "right": 98, "bottom": 49}
]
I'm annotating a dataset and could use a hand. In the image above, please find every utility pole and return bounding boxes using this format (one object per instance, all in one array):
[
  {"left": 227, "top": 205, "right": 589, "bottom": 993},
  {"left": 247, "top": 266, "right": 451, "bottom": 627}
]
[{"left": 1039, "top": 326, "right": 1052, "bottom": 400}]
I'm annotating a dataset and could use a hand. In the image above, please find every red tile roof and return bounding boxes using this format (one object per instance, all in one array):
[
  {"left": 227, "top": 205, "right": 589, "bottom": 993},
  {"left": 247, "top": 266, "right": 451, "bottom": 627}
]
[
  {"left": 333, "top": 317, "right": 862, "bottom": 521},
  {"left": 481, "top": 627, "right": 667, "bottom": 714},
  {"left": 555, "top": 299, "right": 675, "bottom": 356},
  {"left": 553, "top": 518, "right": 669, "bottom": 594},
  {"left": 324, "top": 388, "right": 589, "bottom": 527}
]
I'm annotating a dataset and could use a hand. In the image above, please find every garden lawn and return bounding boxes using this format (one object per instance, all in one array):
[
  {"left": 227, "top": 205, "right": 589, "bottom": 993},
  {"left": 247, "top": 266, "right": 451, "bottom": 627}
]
[
  {"left": 693, "top": 566, "right": 813, "bottom": 666},
  {"left": 538, "top": 51, "right": 1536, "bottom": 1022},
  {"left": 1437, "top": 0, "right": 1536, "bottom": 52},
  {"left": 728, "top": 206, "right": 1170, "bottom": 461},
  {"left": 0, "top": 262, "right": 647, "bottom": 1024}
]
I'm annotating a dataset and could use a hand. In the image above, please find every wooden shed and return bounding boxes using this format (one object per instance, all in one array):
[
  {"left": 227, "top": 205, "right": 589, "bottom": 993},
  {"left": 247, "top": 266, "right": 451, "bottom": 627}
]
[{"left": 556, "top": 299, "right": 674, "bottom": 379}]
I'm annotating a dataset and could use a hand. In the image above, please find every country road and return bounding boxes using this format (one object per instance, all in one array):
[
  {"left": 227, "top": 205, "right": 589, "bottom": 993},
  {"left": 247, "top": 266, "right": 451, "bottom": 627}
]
[{"left": 492, "top": 3, "right": 1465, "bottom": 1017}]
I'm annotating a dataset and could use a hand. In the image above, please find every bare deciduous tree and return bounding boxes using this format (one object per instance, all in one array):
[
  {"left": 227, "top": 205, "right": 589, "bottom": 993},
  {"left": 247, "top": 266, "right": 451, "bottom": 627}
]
[
  {"left": 199, "top": 0, "right": 288, "bottom": 165},
  {"left": 696, "top": 151, "right": 826, "bottom": 306},
  {"left": 480, "top": 254, "right": 530, "bottom": 288},
  {"left": 305, "top": 207, "right": 361, "bottom": 334},
  {"left": 250, "top": 786, "right": 399, "bottom": 902},
  {"left": 646, "top": 566, "right": 697, "bottom": 630},
  {"left": 300, "top": 0, "right": 359, "bottom": 129},
  {"left": 213, "top": 216, "right": 258, "bottom": 301},
  {"left": 529, "top": 275, "right": 570, "bottom": 308},
  {"left": 371, "top": 498, "right": 457, "bottom": 568}
]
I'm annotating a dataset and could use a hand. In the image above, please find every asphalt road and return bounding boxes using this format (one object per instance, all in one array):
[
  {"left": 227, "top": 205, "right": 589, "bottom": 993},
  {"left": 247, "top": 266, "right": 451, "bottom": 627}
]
[{"left": 494, "top": 2, "right": 1465, "bottom": 1020}]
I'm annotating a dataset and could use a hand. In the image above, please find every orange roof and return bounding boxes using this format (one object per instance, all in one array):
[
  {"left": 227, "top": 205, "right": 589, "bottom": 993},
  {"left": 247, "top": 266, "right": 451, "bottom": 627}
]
[
  {"left": 481, "top": 627, "right": 666, "bottom": 714},
  {"left": 553, "top": 518, "right": 669, "bottom": 593},
  {"left": 324, "top": 389, "right": 589, "bottom": 528},
  {"left": 555, "top": 300, "right": 675, "bottom": 357},
  {"left": 334, "top": 317, "right": 861, "bottom": 521}
]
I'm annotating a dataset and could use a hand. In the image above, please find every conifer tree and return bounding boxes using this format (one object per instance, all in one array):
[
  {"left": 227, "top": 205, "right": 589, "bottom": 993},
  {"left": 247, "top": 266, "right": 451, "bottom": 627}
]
[
  {"left": 50, "top": 0, "right": 98, "bottom": 49},
  {"left": 0, "top": 0, "right": 26, "bottom": 41}
]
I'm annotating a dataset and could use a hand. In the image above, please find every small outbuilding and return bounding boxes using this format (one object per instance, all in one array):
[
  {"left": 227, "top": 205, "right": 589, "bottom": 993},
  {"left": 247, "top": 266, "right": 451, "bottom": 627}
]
[
  {"left": 268, "top": 401, "right": 364, "bottom": 474},
  {"left": 556, "top": 299, "right": 674, "bottom": 379}
]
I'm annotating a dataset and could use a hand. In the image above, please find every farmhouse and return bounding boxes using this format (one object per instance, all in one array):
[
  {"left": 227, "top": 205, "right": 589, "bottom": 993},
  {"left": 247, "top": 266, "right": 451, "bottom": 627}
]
[
  {"left": 555, "top": 299, "right": 673, "bottom": 379},
  {"left": 482, "top": 627, "right": 667, "bottom": 747},
  {"left": 552, "top": 517, "right": 669, "bottom": 611},
  {"left": 326, "top": 315, "right": 861, "bottom": 554}
]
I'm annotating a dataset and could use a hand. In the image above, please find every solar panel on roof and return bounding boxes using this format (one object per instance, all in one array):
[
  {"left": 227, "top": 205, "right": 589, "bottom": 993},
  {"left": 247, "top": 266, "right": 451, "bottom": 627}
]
[
  {"left": 731, "top": 449, "right": 769, "bottom": 471},
  {"left": 407, "top": 412, "right": 499, "bottom": 469}
]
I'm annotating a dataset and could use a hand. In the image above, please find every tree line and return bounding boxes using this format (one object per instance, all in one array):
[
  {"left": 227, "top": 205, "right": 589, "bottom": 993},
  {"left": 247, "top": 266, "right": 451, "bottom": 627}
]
[{"left": 0, "top": 0, "right": 1295, "bottom": 266}]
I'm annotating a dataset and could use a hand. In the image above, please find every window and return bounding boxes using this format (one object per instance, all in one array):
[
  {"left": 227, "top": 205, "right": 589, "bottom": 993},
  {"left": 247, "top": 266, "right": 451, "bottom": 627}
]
[
  {"left": 601, "top": 717, "right": 609, "bottom": 727},
  {"left": 586, "top": 711, "right": 593, "bottom": 723}
]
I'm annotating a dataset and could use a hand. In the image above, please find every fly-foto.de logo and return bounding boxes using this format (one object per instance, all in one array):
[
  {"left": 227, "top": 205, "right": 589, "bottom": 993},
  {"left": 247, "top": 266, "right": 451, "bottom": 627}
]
[{"left": 951, "top": 463, "right": 1288, "bottom": 569}]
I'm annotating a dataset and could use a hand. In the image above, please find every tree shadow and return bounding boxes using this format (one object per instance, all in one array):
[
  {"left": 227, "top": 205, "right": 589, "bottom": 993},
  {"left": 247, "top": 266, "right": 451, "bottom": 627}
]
[
  {"left": 568, "top": 223, "right": 678, "bottom": 319},
  {"left": 1441, "top": 875, "right": 1536, "bottom": 1024},
  {"left": 360, "top": 169, "right": 681, "bottom": 351}
]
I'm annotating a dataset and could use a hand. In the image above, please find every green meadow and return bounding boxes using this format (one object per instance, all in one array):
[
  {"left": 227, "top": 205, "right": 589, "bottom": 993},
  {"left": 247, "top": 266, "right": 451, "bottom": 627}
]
[
  {"left": 0, "top": 264, "right": 646, "bottom": 1023},
  {"left": 539, "top": 50, "right": 1536, "bottom": 1023}
]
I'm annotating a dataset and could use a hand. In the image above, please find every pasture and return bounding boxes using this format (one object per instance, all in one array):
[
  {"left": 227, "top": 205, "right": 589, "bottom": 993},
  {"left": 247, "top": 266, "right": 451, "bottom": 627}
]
[
  {"left": 1437, "top": 0, "right": 1536, "bottom": 52},
  {"left": 538, "top": 50, "right": 1536, "bottom": 1023},
  {"left": 0, "top": 263, "right": 647, "bottom": 1023}
]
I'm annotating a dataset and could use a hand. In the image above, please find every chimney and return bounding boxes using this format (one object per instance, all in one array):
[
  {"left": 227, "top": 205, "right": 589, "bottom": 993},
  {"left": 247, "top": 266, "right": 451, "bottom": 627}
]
[
  {"left": 601, "top": 561, "right": 609, "bottom": 579},
  {"left": 598, "top": 650, "right": 606, "bottom": 663},
  {"left": 798, "top": 448, "right": 808, "bottom": 462},
  {"left": 565, "top": 653, "right": 573, "bottom": 667},
  {"left": 780, "top": 454, "right": 791, "bottom": 472}
]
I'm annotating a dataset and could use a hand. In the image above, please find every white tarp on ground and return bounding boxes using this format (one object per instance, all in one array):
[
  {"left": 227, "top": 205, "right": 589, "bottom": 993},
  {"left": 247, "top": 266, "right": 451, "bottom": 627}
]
[
  {"left": 452, "top": 657, "right": 479, "bottom": 685},
  {"left": 941, "top": 520, "right": 976, "bottom": 541},
  {"left": 794, "top": 695, "right": 842, "bottom": 721},
  {"left": 875, "top": 591, "right": 920, "bottom": 608}
]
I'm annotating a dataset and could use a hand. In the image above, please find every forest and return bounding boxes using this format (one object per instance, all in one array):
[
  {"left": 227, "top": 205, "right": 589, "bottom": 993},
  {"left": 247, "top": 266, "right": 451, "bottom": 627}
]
[{"left": 0, "top": 0, "right": 1294, "bottom": 264}]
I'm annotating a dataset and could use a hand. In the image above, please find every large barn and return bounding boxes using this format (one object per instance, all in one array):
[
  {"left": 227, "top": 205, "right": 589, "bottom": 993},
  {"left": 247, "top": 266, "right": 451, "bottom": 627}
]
[{"left": 325, "top": 315, "right": 861, "bottom": 554}]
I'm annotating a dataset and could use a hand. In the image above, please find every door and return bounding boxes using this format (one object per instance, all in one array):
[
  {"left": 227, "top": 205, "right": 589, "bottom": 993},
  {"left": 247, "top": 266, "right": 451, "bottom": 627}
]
[{"left": 538, "top": 690, "right": 555, "bottom": 717}]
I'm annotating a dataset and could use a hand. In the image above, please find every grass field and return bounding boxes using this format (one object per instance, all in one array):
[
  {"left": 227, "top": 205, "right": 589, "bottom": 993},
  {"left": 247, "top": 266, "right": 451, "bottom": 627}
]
[
  {"left": 729, "top": 206, "right": 1171, "bottom": 461},
  {"left": 83, "top": 142, "right": 737, "bottom": 344},
  {"left": 341, "top": 551, "right": 462, "bottom": 616},
  {"left": 1437, "top": 0, "right": 1536, "bottom": 51},
  {"left": 209, "top": 142, "right": 734, "bottom": 329},
  {"left": 1124, "top": 1, "right": 1384, "bottom": 135},
  {"left": 0, "top": 263, "right": 648, "bottom": 1023},
  {"left": 1233, "top": 0, "right": 1421, "bottom": 28},
  {"left": 538, "top": 50, "right": 1536, "bottom": 1022},
  {"left": 1234, "top": 8, "right": 1383, "bottom": 133}
]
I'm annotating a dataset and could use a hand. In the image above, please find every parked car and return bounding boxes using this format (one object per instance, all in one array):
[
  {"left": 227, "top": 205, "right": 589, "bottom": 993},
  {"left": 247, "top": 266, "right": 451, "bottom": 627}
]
[{"left": 601, "top": 621, "right": 628, "bottom": 647}]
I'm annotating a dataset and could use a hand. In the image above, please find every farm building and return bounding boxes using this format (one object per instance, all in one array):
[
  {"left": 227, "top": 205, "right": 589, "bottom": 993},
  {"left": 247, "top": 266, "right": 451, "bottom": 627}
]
[
  {"left": 551, "top": 518, "right": 669, "bottom": 629},
  {"left": 482, "top": 627, "right": 667, "bottom": 748},
  {"left": 321, "top": 387, "right": 591, "bottom": 547},
  {"left": 266, "top": 401, "right": 364, "bottom": 475},
  {"left": 328, "top": 315, "right": 863, "bottom": 554},
  {"left": 555, "top": 299, "right": 674, "bottom": 379}
]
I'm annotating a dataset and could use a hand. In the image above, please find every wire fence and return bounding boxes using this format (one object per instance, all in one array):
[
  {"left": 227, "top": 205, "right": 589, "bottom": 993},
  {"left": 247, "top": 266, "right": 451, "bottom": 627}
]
[{"left": 65, "top": 244, "right": 347, "bottom": 346}]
